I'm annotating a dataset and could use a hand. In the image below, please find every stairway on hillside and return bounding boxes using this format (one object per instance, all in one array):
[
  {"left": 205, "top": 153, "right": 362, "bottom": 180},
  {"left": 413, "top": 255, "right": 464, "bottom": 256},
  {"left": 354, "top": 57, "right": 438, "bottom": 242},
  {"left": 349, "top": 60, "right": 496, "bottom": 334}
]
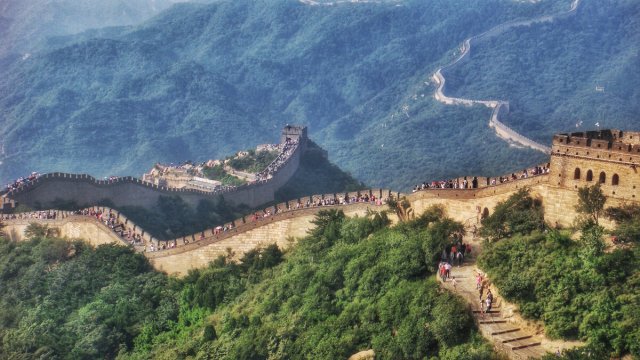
[{"left": 441, "top": 235, "right": 581, "bottom": 359}]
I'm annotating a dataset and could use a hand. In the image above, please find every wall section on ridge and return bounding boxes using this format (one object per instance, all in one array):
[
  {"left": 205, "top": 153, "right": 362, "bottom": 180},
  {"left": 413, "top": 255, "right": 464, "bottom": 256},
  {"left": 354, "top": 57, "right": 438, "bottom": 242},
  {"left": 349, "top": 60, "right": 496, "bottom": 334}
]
[{"left": 5, "top": 133, "right": 307, "bottom": 211}]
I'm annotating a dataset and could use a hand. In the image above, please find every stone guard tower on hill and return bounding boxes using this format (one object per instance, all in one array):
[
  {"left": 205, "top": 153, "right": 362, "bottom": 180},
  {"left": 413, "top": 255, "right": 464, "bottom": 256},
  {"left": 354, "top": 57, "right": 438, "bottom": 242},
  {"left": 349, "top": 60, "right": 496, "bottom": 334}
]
[
  {"left": 281, "top": 124, "right": 307, "bottom": 144},
  {"left": 550, "top": 129, "right": 640, "bottom": 200}
]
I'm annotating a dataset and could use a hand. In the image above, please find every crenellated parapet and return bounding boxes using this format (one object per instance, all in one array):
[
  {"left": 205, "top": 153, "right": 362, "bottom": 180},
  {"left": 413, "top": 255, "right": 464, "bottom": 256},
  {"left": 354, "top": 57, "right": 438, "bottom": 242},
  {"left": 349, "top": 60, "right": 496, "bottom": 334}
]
[
  {"left": 2, "top": 126, "right": 308, "bottom": 211},
  {"left": 550, "top": 129, "right": 640, "bottom": 200}
]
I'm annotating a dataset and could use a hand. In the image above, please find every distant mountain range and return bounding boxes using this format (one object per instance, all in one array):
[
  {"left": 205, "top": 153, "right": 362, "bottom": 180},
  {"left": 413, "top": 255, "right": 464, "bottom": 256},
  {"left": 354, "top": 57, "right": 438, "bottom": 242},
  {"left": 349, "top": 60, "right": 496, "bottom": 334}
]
[{"left": 0, "top": 0, "right": 637, "bottom": 190}]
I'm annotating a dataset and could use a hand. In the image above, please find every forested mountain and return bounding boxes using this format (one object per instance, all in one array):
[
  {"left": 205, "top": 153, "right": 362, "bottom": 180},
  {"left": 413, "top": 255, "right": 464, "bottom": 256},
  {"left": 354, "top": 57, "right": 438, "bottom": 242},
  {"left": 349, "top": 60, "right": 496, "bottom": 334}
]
[
  {"left": 443, "top": 0, "right": 640, "bottom": 144},
  {"left": 0, "top": 0, "right": 208, "bottom": 57},
  {"left": 1, "top": 0, "right": 636, "bottom": 190}
]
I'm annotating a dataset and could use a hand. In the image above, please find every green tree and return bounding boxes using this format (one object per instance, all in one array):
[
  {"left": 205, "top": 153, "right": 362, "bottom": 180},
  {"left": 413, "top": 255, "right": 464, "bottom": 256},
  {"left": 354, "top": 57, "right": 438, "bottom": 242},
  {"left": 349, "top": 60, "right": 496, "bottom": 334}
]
[
  {"left": 24, "top": 223, "right": 57, "bottom": 239},
  {"left": 479, "top": 188, "right": 544, "bottom": 241},
  {"left": 386, "top": 196, "right": 413, "bottom": 222},
  {"left": 605, "top": 204, "right": 640, "bottom": 243},
  {"left": 575, "top": 184, "right": 607, "bottom": 226}
]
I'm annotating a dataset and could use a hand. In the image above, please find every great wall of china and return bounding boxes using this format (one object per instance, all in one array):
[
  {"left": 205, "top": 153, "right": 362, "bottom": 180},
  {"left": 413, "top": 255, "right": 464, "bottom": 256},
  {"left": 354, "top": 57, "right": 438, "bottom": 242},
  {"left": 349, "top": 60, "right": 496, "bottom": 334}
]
[
  {"left": 432, "top": 0, "right": 582, "bottom": 153},
  {"left": 3, "top": 128, "right": 640, "bottom": 278},
  {"left": 0, "top": 126, "right": 308, "bottom": 211},
  {"left": 2, "top": 127, "right": 639, "bottom": 359}
]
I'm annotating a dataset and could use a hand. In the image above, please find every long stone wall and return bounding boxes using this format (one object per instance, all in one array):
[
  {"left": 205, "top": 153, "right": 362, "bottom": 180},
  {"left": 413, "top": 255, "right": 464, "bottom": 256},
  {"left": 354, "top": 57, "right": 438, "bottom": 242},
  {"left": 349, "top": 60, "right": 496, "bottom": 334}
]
[
  {"left": 4, "top": 173, "right": 637, "bottom": 276},
  {"left": 432, "top": 0, "right": 583, "bottom": 153},
  {"left": 148, "top": 203, "right": 377, "bottom": 275},
  {"left": 3, "top": 132, "right": 306, "bottom": 211}
]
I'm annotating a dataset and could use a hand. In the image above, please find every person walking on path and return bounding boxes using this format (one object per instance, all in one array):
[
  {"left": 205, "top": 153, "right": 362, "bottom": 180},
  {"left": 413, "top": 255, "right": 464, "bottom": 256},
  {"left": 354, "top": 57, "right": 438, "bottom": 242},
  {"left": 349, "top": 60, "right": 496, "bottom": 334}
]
[
  {"left": 444, "top": 262, "right": 452, "bottom": 279},
  {"left": 451, "top": 276, "right": 457, "bottom": 290}
]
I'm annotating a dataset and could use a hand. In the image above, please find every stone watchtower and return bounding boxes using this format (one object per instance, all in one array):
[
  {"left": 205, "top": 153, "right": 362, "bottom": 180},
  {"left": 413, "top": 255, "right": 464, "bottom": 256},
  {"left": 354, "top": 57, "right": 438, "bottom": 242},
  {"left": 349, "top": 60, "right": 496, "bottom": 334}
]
[
  {"left": 550, "top": 129, "right": 640, "bottom": 200},
  {"left": 281, "top": 125, "right": 307, "bottom": 144}
]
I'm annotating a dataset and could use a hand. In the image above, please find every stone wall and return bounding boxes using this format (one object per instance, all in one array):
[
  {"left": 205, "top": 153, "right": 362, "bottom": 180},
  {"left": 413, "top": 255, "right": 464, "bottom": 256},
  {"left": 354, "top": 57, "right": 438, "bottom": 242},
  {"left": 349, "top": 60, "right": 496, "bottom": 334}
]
[
  {"left": 148, "top": 205, "right": 374, "bottom": 275},
  {"left": 4, "top": 217, "right": 128, "bottom": 247},
  {"left": 4, "top": 130, "right": 307, "bottom": 211}
]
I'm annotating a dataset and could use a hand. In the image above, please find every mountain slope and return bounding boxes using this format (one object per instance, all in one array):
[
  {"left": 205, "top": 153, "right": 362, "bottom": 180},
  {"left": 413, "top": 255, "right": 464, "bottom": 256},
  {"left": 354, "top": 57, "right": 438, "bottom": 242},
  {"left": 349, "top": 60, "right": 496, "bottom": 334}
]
[
  {"left": 0, "top": 0, "right": 582, "bottom": 189},
  {"left": 443, "top": 0, "right": 640, "bottom": 143}
]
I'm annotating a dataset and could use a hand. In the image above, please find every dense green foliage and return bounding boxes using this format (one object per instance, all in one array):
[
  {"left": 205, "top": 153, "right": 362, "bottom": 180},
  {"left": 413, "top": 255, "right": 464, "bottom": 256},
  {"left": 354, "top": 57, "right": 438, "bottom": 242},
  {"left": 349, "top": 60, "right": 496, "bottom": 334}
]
[
  {"left": 445, "top": 0, "right": 640, "bottom": 144},
  {"left": 479, "top": 188, "right": 544, "bottom": 241},
  {"left": 0, "top": 238, "right": 174, "bottom": 359},
  {"left": 478, "top": 192, "right": 640, "bottom": 358},
  {"left": 201, "top": 165, "right": 246, "bottom": 186},
  {"left": 0, "top": 0, "right": 569, "bottom": 189},
  {"left": 0, "top": 208, "right": 497, "bottom": 359},
  {"left": 227, "top": 149, "right": 278, "bottom": 173},
  {"left": 127, "top": 209, "right": 494, "bottom": 359},
  {"left": 606, "top": 204, "right": 640, "bottom": 244},
  {"left": 575, "top": 184, "right": 607, "bottom": 226}
]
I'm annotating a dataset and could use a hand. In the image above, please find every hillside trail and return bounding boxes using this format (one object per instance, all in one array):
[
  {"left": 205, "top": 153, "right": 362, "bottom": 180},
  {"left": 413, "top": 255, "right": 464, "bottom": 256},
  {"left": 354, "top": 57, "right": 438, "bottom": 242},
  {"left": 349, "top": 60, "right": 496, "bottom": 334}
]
[{"left": 440, "top": 232, "right": 582, "bottom": 359}]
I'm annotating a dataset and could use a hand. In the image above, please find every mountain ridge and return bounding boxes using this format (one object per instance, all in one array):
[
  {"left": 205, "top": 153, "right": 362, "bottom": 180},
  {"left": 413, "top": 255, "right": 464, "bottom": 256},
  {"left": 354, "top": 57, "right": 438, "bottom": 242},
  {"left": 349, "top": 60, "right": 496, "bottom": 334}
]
[{"left": 3, "top": 0, "right": 633, "bottom": 191}]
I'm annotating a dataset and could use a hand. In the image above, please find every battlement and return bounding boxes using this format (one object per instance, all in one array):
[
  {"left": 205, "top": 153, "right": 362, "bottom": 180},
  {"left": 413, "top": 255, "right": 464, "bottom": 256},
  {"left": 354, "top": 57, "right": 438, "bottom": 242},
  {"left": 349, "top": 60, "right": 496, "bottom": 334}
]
[
  {"left": 552, "top": 129, "right": 640, "bottom": 154},
  {"left": 281, "top": 125, "right": 307, "bottom": 144},
  {"left": 3, "top": 126, "right": 309, "bottom": 211}
]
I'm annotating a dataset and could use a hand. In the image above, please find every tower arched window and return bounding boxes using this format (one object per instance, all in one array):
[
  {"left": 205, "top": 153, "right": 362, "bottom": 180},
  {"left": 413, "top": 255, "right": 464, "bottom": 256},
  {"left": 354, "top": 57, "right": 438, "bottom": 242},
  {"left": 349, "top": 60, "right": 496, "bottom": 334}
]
[
  {"left": 586, "top": 170, "right": 593, "bottom": 182},
  {"left": 612, "top": 174, "right": 619, "bottom": 186},
  {"left": 574, "top": 168, "right": 581, "bottom": 180},
  {"left": 599, "top": 172, "right": 606, "bottom": 184}
]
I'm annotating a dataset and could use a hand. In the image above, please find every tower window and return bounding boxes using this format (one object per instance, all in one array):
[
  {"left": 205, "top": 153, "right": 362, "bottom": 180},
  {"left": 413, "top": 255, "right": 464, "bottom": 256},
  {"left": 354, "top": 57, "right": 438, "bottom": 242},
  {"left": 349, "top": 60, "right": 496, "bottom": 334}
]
[
  {"left": 586, "top": 170, "right": 593, "bottom": 182},
  {"left": 599, "top": 172, "right": 606, "bottom": 184},
  {"left": 574, "top": 168, "right": 581, "bottom": 180},
  {"left": 612, "top": 174, "right": 619, "bottom": 186}
]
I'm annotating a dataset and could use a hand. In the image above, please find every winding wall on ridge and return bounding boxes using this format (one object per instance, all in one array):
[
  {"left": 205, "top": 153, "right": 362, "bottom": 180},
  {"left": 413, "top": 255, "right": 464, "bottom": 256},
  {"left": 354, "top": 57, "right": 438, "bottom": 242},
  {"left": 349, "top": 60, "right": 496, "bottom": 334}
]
[
  {"left": 432, "top": 0, "right": 582, "bottom": 153},
  {"left": 2, "top": 131, "right": 307, "bottom": 211}
]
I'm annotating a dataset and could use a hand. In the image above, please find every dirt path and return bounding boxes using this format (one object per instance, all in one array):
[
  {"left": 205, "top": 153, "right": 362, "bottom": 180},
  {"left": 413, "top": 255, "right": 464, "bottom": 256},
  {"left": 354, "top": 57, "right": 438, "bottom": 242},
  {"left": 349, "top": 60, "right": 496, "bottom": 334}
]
[{"left": 440, "top": 235, "right": 582, "bottom": 359}]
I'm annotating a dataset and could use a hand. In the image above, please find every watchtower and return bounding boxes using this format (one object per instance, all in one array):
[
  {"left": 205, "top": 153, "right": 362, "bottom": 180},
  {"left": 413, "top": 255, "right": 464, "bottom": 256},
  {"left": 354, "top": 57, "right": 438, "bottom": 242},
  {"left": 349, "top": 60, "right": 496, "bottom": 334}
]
[
  {"left": 550, "top": 129, "right": 640, "bottom": 200},
  {"left": 281, "top": 125, "right": 307, "bottom": 144}
]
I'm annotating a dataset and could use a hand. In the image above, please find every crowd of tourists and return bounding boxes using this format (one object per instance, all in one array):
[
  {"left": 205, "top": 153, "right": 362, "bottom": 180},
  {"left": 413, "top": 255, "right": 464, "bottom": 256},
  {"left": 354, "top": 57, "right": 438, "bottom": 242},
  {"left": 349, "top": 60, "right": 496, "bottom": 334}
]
[
  {"left": 413, "top": 163, "right": 550, "bottom": 192},
  {"left": 69, "top": 208, "right": 144, "bottom": 246},
  {"left": 475, "top": 271, "right": 494, "bottom": 313},
  {"left": 1, "top": 210, "right": 57, "bottom": 220},
  {"left": 437, "top": 237, "right": 496, "bottom": 313},
  {"left": 255, "top": 138, "right": 299, "bottom": 182},
  {"left": 438, "top": 237, "right": 472, "bottom": 282},
  {"left": 4, "top": 172, "right": 40, "bottom": 193}
]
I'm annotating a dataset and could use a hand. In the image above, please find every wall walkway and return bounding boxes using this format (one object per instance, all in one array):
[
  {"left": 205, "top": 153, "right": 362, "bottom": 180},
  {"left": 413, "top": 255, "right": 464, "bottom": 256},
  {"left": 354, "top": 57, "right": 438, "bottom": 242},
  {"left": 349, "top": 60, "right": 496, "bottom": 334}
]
[{"left": 2, "top": 130, "right": 307, "bottom": 211}]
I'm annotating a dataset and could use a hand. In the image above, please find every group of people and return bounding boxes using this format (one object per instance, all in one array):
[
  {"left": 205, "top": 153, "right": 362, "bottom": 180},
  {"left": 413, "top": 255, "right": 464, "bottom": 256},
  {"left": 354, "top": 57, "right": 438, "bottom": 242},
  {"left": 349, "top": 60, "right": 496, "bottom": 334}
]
[
  {"left": 489, "top": 163, "right": 550, "bottom": 185},
  {"left": 4, "top": 172, "right": 40, "bottom": 193},
  {"left": 442, "top": 240, "right": 472, "bottom": 267},
  {"left": 1, "top": 210, "right": 58, "bottom": 220},
  {"left": 255, "top": 138, "right": 299, "bottom": 182},
  {"left": 438, "top": 239, "right": 472, "bottom": 290},
  {"left": 414, "top": 178, "right": 474, "bottom": 191},
  {"left": 76, "top": 208, "right": 144, "bottom": 246},
  {"left": 152, "top": 223, "right": 239, "bottom": 251},
  {"left": 476, "top": 271, "right": 494, "bottom": 313},
  {"left": 412, "top": 163, "right": 551, "bottom": 193},
  {"left": 152, "top": 192, "right": 387, "bottom": 252},
  {"left": 292, "top": 193, "right": 386, "bottom": 209}
]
